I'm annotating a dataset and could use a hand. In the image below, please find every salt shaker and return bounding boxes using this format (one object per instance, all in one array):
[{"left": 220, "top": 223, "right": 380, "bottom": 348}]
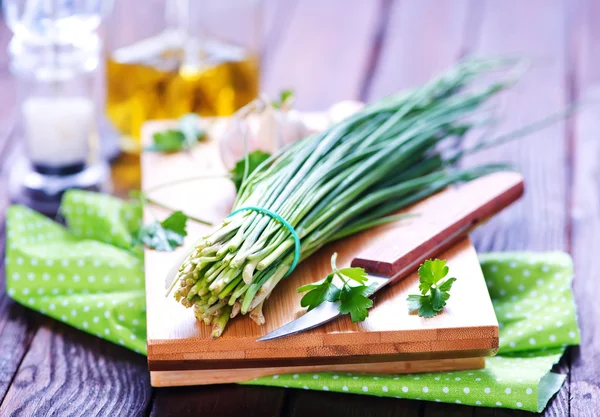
[{"left": 4, "top": 0, "right": 112, "bottom": 214}]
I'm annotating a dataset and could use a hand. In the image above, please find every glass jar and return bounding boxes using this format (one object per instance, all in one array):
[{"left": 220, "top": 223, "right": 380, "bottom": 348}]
[
  {"left": 4, "top": 0, "right": 112, "bottom": 213},
  {"left": 105, "top": 0, "right": 262, "bottom": 147},
  {"left": 11, "top": 33, "right": 100, "bottom": 173},
  {"left": 5, "top": 0, "right": 113, "bottom": 173}
]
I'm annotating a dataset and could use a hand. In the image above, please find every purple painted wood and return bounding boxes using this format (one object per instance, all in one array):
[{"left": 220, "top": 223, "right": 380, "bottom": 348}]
[
  {"left": 568, "top": 0, "right": 600, "bottom": 415},
  {"left": 262, "top": 0, "right": 381, "bottom": 110}
]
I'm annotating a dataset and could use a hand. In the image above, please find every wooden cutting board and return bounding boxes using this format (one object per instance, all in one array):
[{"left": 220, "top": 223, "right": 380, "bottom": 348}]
[{"left": 141, "top": 119, "right": 523, "bottom": 387}]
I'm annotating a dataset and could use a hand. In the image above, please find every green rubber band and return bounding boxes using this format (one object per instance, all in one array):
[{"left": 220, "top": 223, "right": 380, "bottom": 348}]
[{"left": 228, "top": 206, "right": 301, "bottom": 277}]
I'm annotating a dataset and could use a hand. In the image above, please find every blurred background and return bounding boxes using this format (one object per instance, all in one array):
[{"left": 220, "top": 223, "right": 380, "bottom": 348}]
[{"left": 0, "top": 0, "right": 580, "bottom": 214}]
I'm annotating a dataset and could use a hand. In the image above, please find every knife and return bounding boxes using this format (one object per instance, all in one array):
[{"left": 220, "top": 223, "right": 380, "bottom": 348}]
[{"left": 257, "top": 171, "right": 524, "bottom": 341}]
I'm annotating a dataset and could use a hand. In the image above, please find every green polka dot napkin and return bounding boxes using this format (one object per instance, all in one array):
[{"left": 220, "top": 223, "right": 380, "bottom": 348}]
[
  {"left": 4, "top": 191, "right": 580, "bottom": 413},
  {"left": 246, "top": 253, "right": 579, "bottom": 412},
  {"left": 5, "top": 191, "right": 147, "bottom": 354}
]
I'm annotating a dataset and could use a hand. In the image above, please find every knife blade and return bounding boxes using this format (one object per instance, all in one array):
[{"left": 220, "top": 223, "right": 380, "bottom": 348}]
[
  {"left": 257, "top": 171, "right": 525, "bottom": 342},
  {"left": 257, "top": 274, "right": 390, "bottom": 341}
]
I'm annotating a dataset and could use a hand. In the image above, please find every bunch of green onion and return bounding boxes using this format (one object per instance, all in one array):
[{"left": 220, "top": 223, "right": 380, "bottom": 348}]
[{"left": 172, "top": 58, "right": 540, "bottom": 338}]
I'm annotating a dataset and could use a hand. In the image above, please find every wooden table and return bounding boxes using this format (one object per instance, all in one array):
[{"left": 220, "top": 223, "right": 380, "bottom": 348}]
[{"left": 0, "top": 0, "right": 598, "bottom": 415}]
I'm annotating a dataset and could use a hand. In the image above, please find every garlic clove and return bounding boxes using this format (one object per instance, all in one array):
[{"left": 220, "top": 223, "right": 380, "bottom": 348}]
[
  {"left": 301, "top": 111, "right": 330, "bottom": 134},
  {"left": 218, "top": 116, "right": 258, "bottom": 170},
  {"left": 255, "top": 106, "right": 281, "bottom": 154},
  {"left": 217, "top": 98, "right": 362, "bottom": 170},
  {"left": 279, "top": 109, "right": 309, "bottom": 145}
]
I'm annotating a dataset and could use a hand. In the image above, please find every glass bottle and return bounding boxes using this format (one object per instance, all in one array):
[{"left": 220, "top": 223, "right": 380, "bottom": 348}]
[{"left": 105, "top": 0, "right": 262, "bottom": 149}]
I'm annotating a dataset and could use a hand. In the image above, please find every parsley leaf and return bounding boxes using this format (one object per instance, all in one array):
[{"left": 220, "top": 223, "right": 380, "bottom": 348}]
[
  {"left": 438, "top": 277, "right": 457, "bottom": 292},
  {"left": 230, "top": 150, "right": 271, "bottom": 191},
  {"left": 418, "top": 258, "right": 449, "bottom": 294},
  {"left": 272, "top": 89, "right": 294, "bottom": 109},
  {"left": 430, "top": 287, "right": 449, "bottom": 311},
  {"left": 406, "top": 294, "right": 424, "bottom": 312},
  {"left": 414, "top": 296, "right": 438, "bottom": 318},
  {"left": 407, "top": 258, "right": 456, "bottom": 318},
  {"left": 338, "top": 267, "right": 368, "bottom": 284},
  {"left": 339, "top": 283, "right": 376, "bottom": 322},
  {"left": 147, "top": 114, "right": 205, "bottom": 153},
  {"left": 160, "top": 210, "right": 187, "bottom": 237},
  {"left": 298, "top": 273, "right": 340, "bottom": 311},
  {"left": 297, "top": 253, "right": 376, "bottom": 323},
  {"left": 134, "top": 210, "right": 188, "bottom": 251},
  {"left": 178, "top": 113, "right": 205, "bottom": 146},
  {"left": 149, "top": 130, "right": 187, "bottom": 152}
]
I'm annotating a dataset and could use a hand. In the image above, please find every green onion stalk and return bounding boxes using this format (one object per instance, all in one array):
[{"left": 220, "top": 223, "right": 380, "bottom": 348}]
[{"left": 173, "top": 58, "right": 541, "bottom": 338}]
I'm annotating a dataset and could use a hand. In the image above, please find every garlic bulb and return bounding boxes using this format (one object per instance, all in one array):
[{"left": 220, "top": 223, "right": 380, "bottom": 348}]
[
  {"left": 255, "top": 107, "right": 310, "bottom": 152},
  {"left": 218, "top": 95, "right": 310, "bottom": 170},
  {"left": 218, "top": 96, "right": 364, "bottom": 171}
]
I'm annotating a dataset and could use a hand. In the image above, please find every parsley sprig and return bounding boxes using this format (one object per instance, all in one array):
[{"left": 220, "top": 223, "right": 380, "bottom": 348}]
[
  {"left": 297, "top": 253, "right": 376, "bottom": 323},
  {"left": 406, "top": 259, "right": 456, "bottom": 318}
]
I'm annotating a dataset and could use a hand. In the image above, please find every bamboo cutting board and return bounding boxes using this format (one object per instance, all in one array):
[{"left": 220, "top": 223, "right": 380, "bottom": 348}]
[{"left": 141, "top": 119, "right": 523, "bottom": 387}]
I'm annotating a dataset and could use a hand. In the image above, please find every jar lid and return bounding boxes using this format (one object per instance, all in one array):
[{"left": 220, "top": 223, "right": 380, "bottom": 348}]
[{"left": 9, "top": 33, "right": 100, "bottom": 79}]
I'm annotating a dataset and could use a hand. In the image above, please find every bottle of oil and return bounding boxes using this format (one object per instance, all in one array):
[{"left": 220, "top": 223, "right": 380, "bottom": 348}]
[{"left": 104, "top": 0, "right": 261, "bottom": 149}]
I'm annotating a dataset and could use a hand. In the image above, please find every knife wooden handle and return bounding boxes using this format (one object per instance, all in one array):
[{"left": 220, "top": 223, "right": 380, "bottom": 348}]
[{"left": 351, "top": 171, "right": 524, "bottom": 282}]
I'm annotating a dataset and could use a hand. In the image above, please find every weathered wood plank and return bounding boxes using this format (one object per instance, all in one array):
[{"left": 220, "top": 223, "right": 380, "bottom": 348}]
[
  {"left": 465, "top": 0, "right": 569, "bottom": 252},
  {"left": 464, "top": 1, "right": 571, "bottom": 416},
  {"left": 262, "top": 0, "right": 381, "bottom": 110},
  {"left": 262, "top": 0, "right": 299, "bottom": 71},
  {"left": 0, "top": 320, "right": 152, "bottom": 417},
  {"left": 569, "top": 0, "right": 600, "bottom": 415},
  {"left": 0, "top": 17, "right": 40, "bottom": 407},
  {"left": 0, "top": 189, "right": 39, "bottom": 404},
  {"left": 150, "top": 385, "right": 285, "bottom": 417},
  {"left": 367, "top": 0, "right": 473, "bottom": 99},
  {"left": 368, "top": 1, "right": 572, "bottom": 416},
  {"left": 283, "top": 390, "right": 419, "bottom": 417},
  {"left": 423, "top": 401, "right": 475, "bottom": 417},
  {"left": 0, "top": 195, "right": 40, "bottom": 405}
]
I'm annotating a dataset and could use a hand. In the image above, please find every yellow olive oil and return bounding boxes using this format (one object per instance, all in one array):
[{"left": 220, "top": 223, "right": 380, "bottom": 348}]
[{"left": 106, "top": 42, "right": 259, "bottom": 143}]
